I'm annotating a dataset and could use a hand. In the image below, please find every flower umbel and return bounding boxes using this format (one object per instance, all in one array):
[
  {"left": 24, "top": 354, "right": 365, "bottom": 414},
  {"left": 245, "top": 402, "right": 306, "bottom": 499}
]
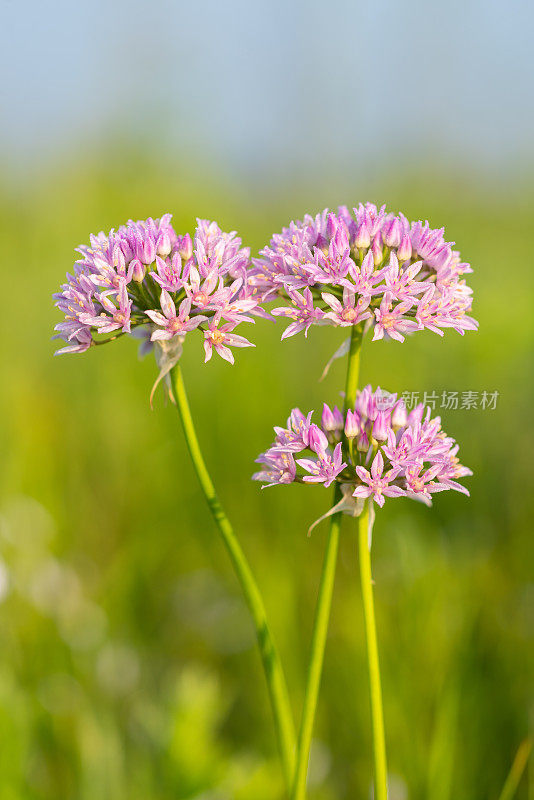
[
  {"left": 251, "top": 203, "right": 477, "bottom": 341},
  {"left": 53, "top": 215, "right": 257, "bottom": 364},
  {"left": 253, "top": 385, "right": 471, "bottom": 515}
]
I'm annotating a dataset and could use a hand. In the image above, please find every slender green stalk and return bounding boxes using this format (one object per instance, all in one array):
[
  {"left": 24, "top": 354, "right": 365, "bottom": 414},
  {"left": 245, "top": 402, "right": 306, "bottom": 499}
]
[
  {"left": 291, "top": 324, "right": 364, "bottom": 800},
  {"left": 497, "top": 739, "right": 532, "bottom": 800},
  {"left": 169, "top": 364, "right": 296, "bottom": 789},
  {"left": 343, "top": 324, "right": 364, "bottom": 411},
  {"left": 358, "top": 503, "right": 388, "bottom": 800},
  {"left": 291, "top": 496, "right": 341, "bottom": 800}
]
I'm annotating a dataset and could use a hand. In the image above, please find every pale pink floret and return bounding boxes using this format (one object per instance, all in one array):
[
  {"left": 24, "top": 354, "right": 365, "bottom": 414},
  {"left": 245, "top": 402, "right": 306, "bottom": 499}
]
[
  {"left": 272, "top": 288, "right": 325, "bottom": 339},
  {"left": 272, "top": 409, "right": 314, "bottom": 453},
  {"left": 82, "top": 280, "right": 132, "bottom": 334},
  {"left": 297, "top": 442, "right": 346, "bottom": 488},
  {"left": 253, "top": 452, "right": 296, "bottom": 486},
  {"left": 322, "top": 287, "right": 371, "bottom": 327},
  {"left": 382, "top": 253, "right": 428, "bottom": 301},
  {"left": 145, "top": 291, "right": 206, "bottom": 341},
  {"left": 203, "top": 320, "right": 254, "bottom": 364},
  {"left": 373, "top": 294, "right": 419, "bottom": 342},
  {"left": 353, "top": 452, "right": 405, "bottom": 508},
  {"left": 186, "top": 265, "right": 226, "bottom": 310},
  {"left": 151, "top": 253, "right": 188, "bottom": 293},
  {"left": 347, "top": 250, "right": 388, "bottom": 296},
  {"left": 403, "top": 464, "right": 455, "bottom": 506}
]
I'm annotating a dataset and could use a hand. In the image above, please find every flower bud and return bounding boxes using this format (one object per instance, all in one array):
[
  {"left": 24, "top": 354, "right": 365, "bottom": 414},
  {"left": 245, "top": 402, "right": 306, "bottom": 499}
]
[
  {"left": 156, "top": 232, "right": 172, "bottom": 258},
  {"left": 355, "top": 220, "right": 371, "bottom": 250},
  {"left": 384, "top": 217, "right": 401, "bottom": 248},
  {"left": 373, "top": 410, "right": 390, "bottom": 442},
  {"left": 397, "top": 234, "right": 412, "bottom": 263},
  {"left": 407, "top": 405, "right": 424, "bottom": 427},
  {"left": 308, "top": 424, "right": 329, "bottom": 456},
  {"left": 371, "top": 234, "right": 383, "bottom": 266},
  {"left": 391, "top": 401, "right": 408, "bottom": 428},
  {"left": 332, "top": 406, "right": 344, "bottom": 430},
  {"left": 326, "top": 213, "right": 337, "bottom": 241},
  {"left": 142, "top": 238, "right": 156, "bottom": 265},
  {"left": 345, "top": 409, "right": 360, "bottom": 439},
  {"left": 177, "top": 233, "right": 193, "bottom": 261},
  {"left": 130, "top": 258, "right": 145, "bottom": 282},
  {"left": 357, "top": 430, "right": 369, "bottom": 452},
  {"left": 321, "top": 403, "right": 336, "bottom": 432}
]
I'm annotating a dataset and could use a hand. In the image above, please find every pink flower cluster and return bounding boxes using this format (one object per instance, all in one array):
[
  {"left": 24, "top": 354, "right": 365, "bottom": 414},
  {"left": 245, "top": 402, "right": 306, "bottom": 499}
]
[
  {"left": 54, "top": 215, "right": 257, "bottom": 364},
  {"left": 250, "top": 203, "right": 477, "bottom": 342},
  {"left": 253, "top": 386, "right": 471, "bottom": 509}
]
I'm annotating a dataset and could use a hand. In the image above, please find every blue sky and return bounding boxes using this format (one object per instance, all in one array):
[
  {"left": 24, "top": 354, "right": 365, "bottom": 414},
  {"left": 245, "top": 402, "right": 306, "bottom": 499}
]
[{"left": 1, "top": 0, "right": 533, "bottom": 178}]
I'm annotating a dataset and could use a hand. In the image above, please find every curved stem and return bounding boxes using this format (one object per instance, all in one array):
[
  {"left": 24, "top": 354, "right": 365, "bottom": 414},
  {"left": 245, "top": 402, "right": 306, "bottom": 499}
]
[
  {"left": 169, "top": 364, "right": 296, "bottom": 790},
  {"left": 358, "top": 503, "right": 388, "bottom": 800},
  {"left": 291, "top": 324, "right": 364, "bottom": 800}
]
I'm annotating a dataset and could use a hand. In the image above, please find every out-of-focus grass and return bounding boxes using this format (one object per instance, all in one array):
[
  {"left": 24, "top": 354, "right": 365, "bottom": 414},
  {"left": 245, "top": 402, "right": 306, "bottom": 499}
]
[{"left": 0, "top": 152, "right": 532, "bottom": 800}]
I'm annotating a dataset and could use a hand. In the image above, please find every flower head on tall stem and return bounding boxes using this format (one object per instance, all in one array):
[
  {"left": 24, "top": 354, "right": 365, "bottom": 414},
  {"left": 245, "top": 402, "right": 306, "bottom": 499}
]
[
  {"left": 53, "top": 215, "right": 258, "bottom": 366},
  {"left": 253, "top": 386, "right": 471, "bottom": 518},
  {"left": 251, "top": 204, "right": 477, "bottom": 342}
]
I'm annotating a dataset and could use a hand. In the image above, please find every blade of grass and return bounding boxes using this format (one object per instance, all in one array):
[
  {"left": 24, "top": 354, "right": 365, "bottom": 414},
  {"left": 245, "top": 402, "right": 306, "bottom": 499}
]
[{"left": 497, "top": 739, "right": 532, "bottom": 800}]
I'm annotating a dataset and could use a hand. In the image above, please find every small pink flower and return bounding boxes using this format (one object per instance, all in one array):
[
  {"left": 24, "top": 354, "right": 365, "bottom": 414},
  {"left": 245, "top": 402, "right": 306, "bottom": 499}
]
[
  {"left": 373, "top": 294, "right": 419, "bottom": 342},
  {"left": 272, "top": 288, "right": 325, "bottom": 339},
  {"left": 151, "top": 253, "right": 188, "bottom": 293},
  {"left": 145, "top": 291, "right": 206, "bottom": 341},
  {"left": 353, "top": 451, "right": 405, "bottom": 507},
  {"left": 322, "top": 287, "right": 371, "bottom": 327},
  {"left": 348, "top": 250, "right": 388, "bottom": 296},
  {"left": 253, "top": 451, "right": 296, "bottom": 486},
  {"left": 297, "top": 442, "right": 346, "bottom": 488},
  {"left": 272, "top": 409, "right": 314, "bottom": 453},
  {"left": 403, "top": 464, "right": 456, "bottom": 506},
  {"left": 203, "top": 320, "right": 254, "bottom": 364},
  {"left": 185, "top": 265, "right": 223, "bottom": 309},
  {"left": 84, "top": 280, "right": 132, "bottom": 334},
  {"left": 383, "top": 253, "right": 427, "bottom": 301}
]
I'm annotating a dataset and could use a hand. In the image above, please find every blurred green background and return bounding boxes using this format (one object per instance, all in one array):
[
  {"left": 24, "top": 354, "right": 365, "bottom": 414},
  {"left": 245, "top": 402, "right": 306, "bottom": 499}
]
[{"left": 1, "top": 0, "right": 534, "bottom": 797}]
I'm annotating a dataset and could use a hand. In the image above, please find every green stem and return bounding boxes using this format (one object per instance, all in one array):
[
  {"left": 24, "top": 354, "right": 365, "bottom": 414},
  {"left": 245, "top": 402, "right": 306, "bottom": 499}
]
[
  {"left": 358, "top": 503, "right": 388, "bottom": 800},
  {"left": 497, "top": 739, "right": 532, "bottom": 800},
  {"left": 169, "top": 364, "right": 296, "bottom": 790},
  {"left": 344, "top": 325, "right": 364, "bottom": 412},
  {"left": 291, "top": 324, "right": 364, "bottom": 800},
  {"left": 291, "top": 494, "right": 341, "bottom": 800}
]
